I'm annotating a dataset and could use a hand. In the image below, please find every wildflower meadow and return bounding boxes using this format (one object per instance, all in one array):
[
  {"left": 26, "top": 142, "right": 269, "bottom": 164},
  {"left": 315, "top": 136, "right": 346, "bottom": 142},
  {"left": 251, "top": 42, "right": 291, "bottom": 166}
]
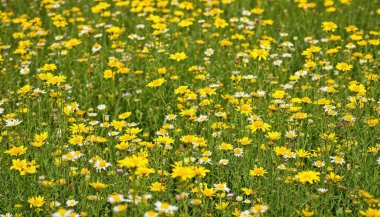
[{"left": 0, "top": 0, "right": 379, "bottom": 216}]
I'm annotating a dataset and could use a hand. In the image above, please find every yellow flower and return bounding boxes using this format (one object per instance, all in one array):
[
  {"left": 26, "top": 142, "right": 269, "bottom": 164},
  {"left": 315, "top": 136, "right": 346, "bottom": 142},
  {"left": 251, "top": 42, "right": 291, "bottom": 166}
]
[
  {"left": 171, "top": 166, "right": 196, "bottom": 180},
  {"left": 169, "top": 52, "right": 187, "bottom": 61},
  {"left": 214, "top": 17, "right": 228, "bottom": 28},
  {"left": 295, "top": 171, "right": 320, "bottom": 184},
  {"left": 326, "top": 172, "right": 344, "bottom": 182},
  {"left": 174, "top": 86, "right": 189, "bottom": 95},
  {"left": 65, "top": 38, "right": 82, "bottom": 49},
  {"left": 69, "top": 135, "right": 84, "bottom": 146},
  {"left": 322, "top": 21, "right": 337, "bottom": 32},
  {"left": 28, "top": 196, "right": 45, "bottom": 208},
  {"left": 34, "top": 132, "right": 48, "bottom": 142},
  {"left": 31, "top": 132, "right": 48, "bottom": 147},
  {"left": 302, "top": 207, "right": 315, "bottom": 217},
  {"left": 111, "top": 120, "right": 126, "bottom": 131},
  {"left": 218, "top": 142, "right": 233, "bottom": 150},
  {"left": 90, "top": 181, "right": 108, "bottom": 189},
  {"left": 336, "top": 62, "right": 353, "bottom": 71},
  {"left": 272, "top": 90, "right": 286, "bottom": 99},
  {"left": 149, "top": 182, "right": 166, "bottom": 192},
  {"left": 147, "top": 78, "right": 166, "bottom": 88},
  {"left": 359, "top": 208, "right": 380, "bottom": 217},
  {"left": 250, "top": 49, "right": 269, "bottom": 61},
  {"left": 40, "top": 63, "right": 57, "bottom": 71},
  {"left": 46, "top": 75, "right": 66, "bottom": 85},
  {"left": 117, "top": 155, "right": 148, "bottom": 169},
  {"left": 248, "top": 120, "right": 271, "bottom": 132},
  {"left": 4, "top": 146, "right": 27, "bottom": 156},
  {"left": 17, "top": 85, "right": 32, "bottom": 94},
  {"left": 249, "top": 167, "right": 267, "bottom": 177},
  {"left": 135, "top": 167, "right": 155, "bottom": 176},
  {"left": 237, "top": 104, "right": 252, "bottom": 115},
  {"left": 10, "top": 159, "right": 27, "bottom": 172},
  {"left": 215, "top": 202, "right": 229, "bottom": 210},
  {"left": 193, "top": 166, "right": 210, "bottom": 178},
  {"left": 267, "top": 131, "right": 281, "bottom": 141},
  {"left": 103, "top": 69, "right": 114, "bottom": 79},
  {"left": 241, "top": 187, "right": 253, "bottom": 195},
  {"left": 118, "top": 112, "right": 131, "bottom": 119},
  {"left": 238, "top": 137, "right": 252, "bottom": 145},
  {"left": 251, "top": 8, "right": 264, "bottom": 14},
  {"left": 202, "top": 187, "right": 215, "bottom": 197},
  {"left": 366, "top": 119, "right": 379, "bottom": 127}
]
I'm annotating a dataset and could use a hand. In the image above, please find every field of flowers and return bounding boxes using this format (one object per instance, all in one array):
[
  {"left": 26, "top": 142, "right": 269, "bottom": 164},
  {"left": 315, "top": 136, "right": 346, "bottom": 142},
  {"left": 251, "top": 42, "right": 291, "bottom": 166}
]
[{"left": 0, "top": 0, "right": 379, "bottom": 216}]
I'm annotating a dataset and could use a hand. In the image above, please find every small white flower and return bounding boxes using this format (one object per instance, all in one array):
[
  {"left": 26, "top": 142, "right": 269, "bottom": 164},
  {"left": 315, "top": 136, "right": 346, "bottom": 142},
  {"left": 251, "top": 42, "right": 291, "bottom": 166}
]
[
  {"left": 165, "top": 114, "right": 177, "bottom": 121},
  {"left": 91, "top": 43, "right": 102, "bottom": 53},
  {"left": 285, "top": 130, "right": 297, "bottom": 139},
  {"left": 218, "top": 159, "right": 229, "bottom": 165},
  {"left": 97, "top": 104, "right": 106, "bottom": 110},
  {"left": 5, "top": 119, "right": 22, "bottom": 127},
  {"left": 256, "top": 90, "right": 266, "bottom": 97},
  {"left": 94, "top": 160, "right": 112, "bottom": 172},
  {"left": 240, "top": 210, "right": 251, "bottom": 217},
  {"left": 317, "top": 188, "right": 329, "bottom": 194},
  {"left": 154, "top": 201, "right": 178, "bottom": 213},
  {"left": 52, "top": 208, "right": 74, "bottom": 217},
  {"left": 144, "top": 211, "right": 158, "bottom": 217},
  {"left": 204, "top": 48, "right": 214, "bottom": 56},
  {"left": 330, "top": 156, "right": 345, "bottom": 164},
  {"left": 195, "top": 115, "right": 208, "bottom": 122},
  {"left": 66, "top": 199, "right": 78, "bottom": 207},
  {"left": 107, "top": 194, "right": 127, "bottom": 204},
  {"left": 20, "top": 67, "right": 30, "bottom": 75},
  {"left": 282, "top": 53, "right": 292, "bottom": 58},
  {"left": 136, "top": 24, "right": 145, "bottom": 29},
  {"left": 50, "top": 201, "right": 61, "bottom": 207},
  {"left": 214, "top": 183, "right": 230, "bottom": 192},
  {"left": 273, "top": 60, "right": 283, "bottom": 66}
]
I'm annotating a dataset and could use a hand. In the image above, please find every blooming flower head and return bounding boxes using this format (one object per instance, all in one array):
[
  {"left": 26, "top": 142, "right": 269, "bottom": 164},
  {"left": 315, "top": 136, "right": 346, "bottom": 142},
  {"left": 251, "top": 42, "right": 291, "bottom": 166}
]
[
  {"left": 28, "top": 196, "right": 45, "bottom": 208},
  {"left": 52, "top": 208, "right": 74, "bottom": 217},
  {"left": 150, "top": 182, "right": 166, "bottom": 192},
  {"left": 66, "top": 199, "right": 78, "bottom": 207},
  {"left": 169, "top": 52, "right": 187, "bottom": 61},
  {"left": 251, "top": 204, "right": 269, "bottom": 215},
  {"left": 204, "top": 48, "right": 214, "bottom": 56},
  {"left": 107, "top": 194, "right": 127, "bottom": 204},
  {"left": 214, "top": 183, "right": 230, "bottom": 192},
  {"left": 5, "top": 119, "right": 22, "bottom": 127},
  {"left": 89, "top": 181, "right": 108, "bottom": 189},
  {"left": 330, "top": 156, "right": 345, "bottom": 164},
  {"left": 322, "top": 22, "right": 337, "bottom": 32},
  {"left": 171, "top": 165, "right": 196, "bottom": 180},
  {"left": 248, "top": 120, "right": 271, "bottom": 132},
  {"left": 336, "top": 62, "right": 353, "bottom": 71},
  {"left": 118, "top": 155, "right": 148, "bottom": 169},
  {"left": 154, "top": 201, "right": 178, "bottom": 213},
  {"left": 295, "top": 171, "right": 321, "bottom": 184},
  {"left": 249, "top": 167, "right": 267, "bottom": 177},
  {"left": 147, "top": 78, "right": 166, "bottom": 88},
  {"left": 94, "top": 160, "right": 112, "bottom": 171},
  {"left": 250, "top": 49, "right": 269, "bottom": 61}
]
